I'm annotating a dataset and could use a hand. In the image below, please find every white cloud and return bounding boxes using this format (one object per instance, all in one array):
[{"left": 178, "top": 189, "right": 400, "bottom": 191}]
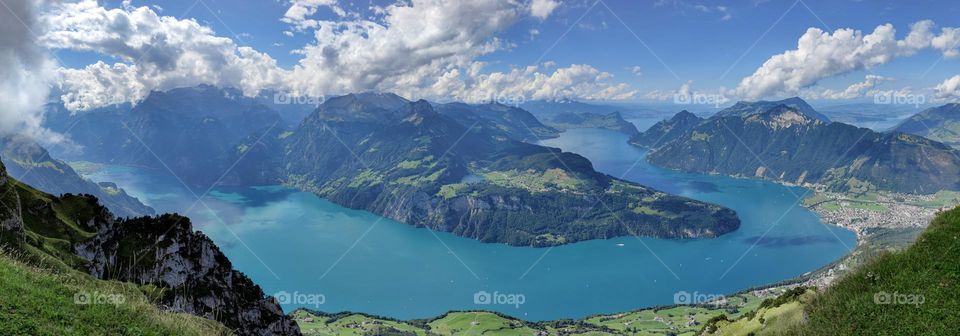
[
  {"left": 932, "top": 27, "right": 960, "bottom": 58},
  {"left": 41, "top": 0, "right": 637, "bottom": 111},
  {"left": 0, "top": 0, "right": 62, "bottom": 143},
  {"left": 628, "top": 66, "right": 643, "bottom": 76},
  {"left": 805, "top": 75, "right": 891, "bottom": 100},
  {"left": 281, "top": 0, "right": 342, "bottom": 31},
  {"left": 529, "top": 0, "right": 560, "bottom": 19},
  {"left": 935, "top": 75, "right": 960, "bottom": 101},
  {"left": 42, "top": 0, "right": 287, "bottom": 110},
  {"left": 459, "top": 63, "right": 637, "bottom": 102},
  {"left": 735, "top": 21, "right": 960, "bottom": 99},
  {"left": 644, "top": 80, "right": 728, "bottom": 105}
]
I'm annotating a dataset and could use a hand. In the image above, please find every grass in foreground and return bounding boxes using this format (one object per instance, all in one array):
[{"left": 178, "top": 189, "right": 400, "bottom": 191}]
[
  {"left": 0, "top": 247, "right": 231, "bottom": 336},
  {"left": 705, "top": 206, "right": 960, "bottom": 335}
]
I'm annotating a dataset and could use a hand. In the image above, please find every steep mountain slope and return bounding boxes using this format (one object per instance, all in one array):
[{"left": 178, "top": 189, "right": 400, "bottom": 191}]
[
  {"left": 545, "top": 111, "right": 640, "bottom": 136},
  {"left": 644, "top": 103, "right": 960, "bottom": 194},
  {"left": 242, "top": 93, "right": 739, "bottom": 246},
  {"left": 0, "top": 159, "right": 300, "bottom": 335},
  {"left": 434, "top": 102, "right": 560, "bottom": 141},
  {"left": 629, "top": 110, "right": 703, "bottom": 148},
  {"left": 45, "top": 85, "right": 284, "bottom": 187},
  {"left": 0, "top": 247, "right": 231, "bottom": 335},
  {"left": 892, "top": 103, "right": 960, "bottom": 148},
  {"left": 704, "top": 206, "right": 960, "bottom": 335},
  {"left": 0, "top": 136, "right": 153, "bottom": 218}
]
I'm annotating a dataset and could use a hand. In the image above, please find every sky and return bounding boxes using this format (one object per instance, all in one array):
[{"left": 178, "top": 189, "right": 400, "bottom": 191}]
[{"left": 3, "top": 0, "right": 960, "bottom": 137}]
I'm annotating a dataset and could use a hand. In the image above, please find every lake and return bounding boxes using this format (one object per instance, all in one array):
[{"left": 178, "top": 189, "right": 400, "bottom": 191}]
[{"left": 79, "top": 125, "right": 856, "bottom": 321}]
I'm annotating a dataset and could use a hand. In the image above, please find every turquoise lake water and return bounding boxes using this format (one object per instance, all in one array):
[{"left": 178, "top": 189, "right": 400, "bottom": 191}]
[{"left": 80, "top": 124, "right": 856, "bottom": 321}]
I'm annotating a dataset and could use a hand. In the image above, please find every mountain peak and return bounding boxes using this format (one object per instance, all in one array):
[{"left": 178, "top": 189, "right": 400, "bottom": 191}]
[
  {"left": 672, "top": 110, "right": 698, "bottom": 120},
  {"left": 716, "top": 97, "right": 829, "bottom": 122},
  {"left": 746, "top": 104, "right": 818, "bottom": 129}
]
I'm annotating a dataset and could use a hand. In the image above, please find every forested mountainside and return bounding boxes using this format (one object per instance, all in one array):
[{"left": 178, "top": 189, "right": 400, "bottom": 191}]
[
  {"left": 893, "top": 103, "right": 960, "bottom": 149},
  {"left": 234, "top": 92, "right": 740, "bottom": 246},
  {"left": 634, "top": 99, "right": 960, "bottom": 194}
]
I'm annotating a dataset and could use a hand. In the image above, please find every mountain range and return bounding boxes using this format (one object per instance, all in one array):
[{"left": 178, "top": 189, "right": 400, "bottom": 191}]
[
  {"left": 633, "top": 98, "right": 960, "bottom": 194},
  {"left": 45, "top": 87, "right": 740, "bottom": 246},
  {"left": 43, "top": 85, "right": 288, "bottom": 189},
  {"left": 542, "top": 111, "right": 640, "bottom": 136},
  {"left": 0, "top": 135, "right": 153, "bottom": 218},
  {"left": 242, "top": 92, "right": 739, "bottom": 245},
  {"left": 892, "top": 103, "right": 960, "bottom": 149}
]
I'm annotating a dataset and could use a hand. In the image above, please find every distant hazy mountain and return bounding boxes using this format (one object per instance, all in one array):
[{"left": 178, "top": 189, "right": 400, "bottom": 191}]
[
  {"left": 434, "top": 102, "right": 560, "bottom": 142},
  {"left": 238, "top": 92, "right": 739, "bottom": 246},
  {"left": 45, "top": 85, "right": 285, "bottom": 188},
  {"left": 715, "top": 97, "right": 831, "bottom": 123},
  {"left": 0, "top": 136, "right": 153, "bottom": 218},
  {"left": 641, "top": 101, "right": 960, "bottom": 194},
  {"left": 816, "top": 102, "right": 921, "bottom": 130},
  {"left": 543, "top": 111, "right": 640, "bottom": 136},
  {"left": 892, "top": 103, "right": 960, "bottom": 148},
  {"left": 629, "top": 110, "right": 703, "bottom": 148},
  {"left": 521, "top": 99, "right": 624, "bottom": 119}
]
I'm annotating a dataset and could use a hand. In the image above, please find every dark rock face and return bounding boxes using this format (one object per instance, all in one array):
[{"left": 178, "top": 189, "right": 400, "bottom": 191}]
[
  {"left": 0, "top": 159, "right": 299, "bottom": 335},
  {"left": 643, "top": 103, "right": 960, "bottom": 194},
  {"left": 75, "top": 213, "right": 300, "bottom": 336}
]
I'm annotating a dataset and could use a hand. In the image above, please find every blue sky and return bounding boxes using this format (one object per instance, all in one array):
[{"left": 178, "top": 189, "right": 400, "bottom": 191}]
[{"left": 17, "top": 0, "right": 960, "bottom": 113}]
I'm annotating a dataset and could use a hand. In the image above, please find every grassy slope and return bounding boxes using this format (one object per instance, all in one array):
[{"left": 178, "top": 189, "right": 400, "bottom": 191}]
[
  {"left": 0, "top": 248, "right": 230, "bottom": 336},
  {"left": 292, "top": 292, "right": 766, "bottom": 335},
  {"left": 0, "top": 170, "right": 231, "bottom": 335},
  {"left": 706, "top": 206, "right": 960, "bottom": 336}
]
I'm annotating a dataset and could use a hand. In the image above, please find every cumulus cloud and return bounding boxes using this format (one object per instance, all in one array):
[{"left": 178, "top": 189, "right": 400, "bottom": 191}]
[
  {"left": 529, "top": 0, "right": 560, "bottom": 19},
  {"left": 644, "top": 80, "right": 728, "bottom": 105},
  {"left": 460, "top": 63, "right": 637, "bottom": 102},
  {"left": 40, "top": 0, "right": 636, "bottom": 111},
  {"left": 935, "top": 75, "right": 960, "bottom": 101},
  {"left": 41, "top": 0, "right": 287, "bottom": 110},
  {"left": 0, "top": 0, "right": 61, "bottom": 143},
  {"left": 281, "top": 0, "right": 343, "bottom": 31},
  {"left": 736, "top": 20, "right": 960, "bottom": 99},
  {"left": 283, "top": 0, "right": 632, "bottom": 101},
  {"left": 805, "top": 75, "right": 891, "bottom": 100}
]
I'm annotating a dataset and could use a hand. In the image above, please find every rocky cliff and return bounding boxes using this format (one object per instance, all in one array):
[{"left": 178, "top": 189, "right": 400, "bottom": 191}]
[{"left": 0, "top": 159, "right": 300, "bottom": 336}]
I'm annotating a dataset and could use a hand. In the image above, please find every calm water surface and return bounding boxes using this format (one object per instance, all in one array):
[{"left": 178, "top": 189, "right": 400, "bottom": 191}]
[{"left": 81, "top": 124, "right": 855, "bottom": 320}]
